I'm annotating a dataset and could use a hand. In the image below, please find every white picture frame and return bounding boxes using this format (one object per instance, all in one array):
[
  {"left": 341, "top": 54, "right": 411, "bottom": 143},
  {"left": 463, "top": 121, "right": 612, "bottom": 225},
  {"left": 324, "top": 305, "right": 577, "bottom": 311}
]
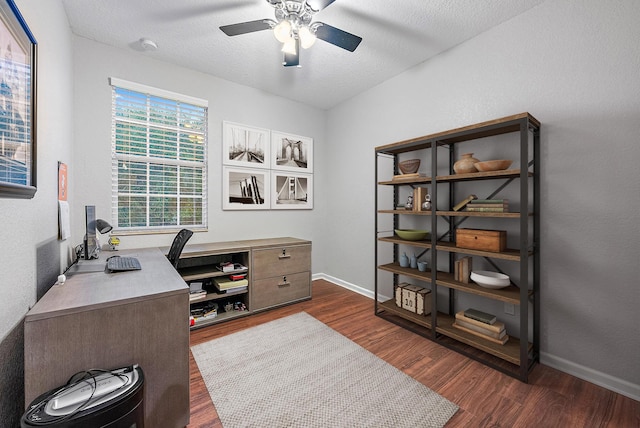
[
  {"left": 223, "top": 121, "right": 270, "bottom": 169},
  {"left": 223, "top": 166, "right": 270, "bottom": 210},
  {"left": 271, "top": 171, "right": 313, "bottom": 210},
  {"left": 271, "top": 131, "right": 313, "bottom": 173}
]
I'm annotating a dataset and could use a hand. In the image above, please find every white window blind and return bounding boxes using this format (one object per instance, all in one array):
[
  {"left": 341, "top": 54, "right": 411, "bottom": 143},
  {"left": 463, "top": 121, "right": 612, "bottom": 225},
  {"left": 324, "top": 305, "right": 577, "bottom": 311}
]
[{"left": 110, "top": 78, "right": 208, "bottom": 232}]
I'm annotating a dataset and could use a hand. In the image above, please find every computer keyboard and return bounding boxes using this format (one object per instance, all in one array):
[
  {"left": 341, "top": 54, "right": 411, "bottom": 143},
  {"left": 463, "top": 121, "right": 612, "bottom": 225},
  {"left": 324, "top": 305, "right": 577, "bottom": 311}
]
[{"left": 107, "top": 256, "right": 142, "bottom": 272}]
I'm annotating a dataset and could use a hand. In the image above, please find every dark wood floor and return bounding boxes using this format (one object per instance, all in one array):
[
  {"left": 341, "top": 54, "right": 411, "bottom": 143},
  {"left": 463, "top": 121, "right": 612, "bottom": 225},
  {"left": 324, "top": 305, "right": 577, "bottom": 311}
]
[{"left": 187, "top": 279, "right": 639, "bottom": 428}]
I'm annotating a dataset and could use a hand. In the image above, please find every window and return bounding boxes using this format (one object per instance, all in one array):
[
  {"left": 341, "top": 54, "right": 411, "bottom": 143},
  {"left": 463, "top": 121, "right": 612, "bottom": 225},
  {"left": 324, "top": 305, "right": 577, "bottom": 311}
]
[{"left": 110, "top": 78, "right": 207, "bottom": 232}]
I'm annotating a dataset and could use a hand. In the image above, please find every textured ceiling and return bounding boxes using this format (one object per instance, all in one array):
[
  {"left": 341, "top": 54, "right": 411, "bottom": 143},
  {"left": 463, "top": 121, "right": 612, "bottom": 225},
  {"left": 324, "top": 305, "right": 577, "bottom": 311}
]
[{"left": 61, "top": 0, "right": 545, "bottom": 110}]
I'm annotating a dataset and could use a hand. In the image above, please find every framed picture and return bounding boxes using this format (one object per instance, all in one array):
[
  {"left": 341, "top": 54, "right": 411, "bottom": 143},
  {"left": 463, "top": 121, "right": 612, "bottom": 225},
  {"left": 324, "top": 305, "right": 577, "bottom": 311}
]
[
  {"left": 271, "top": 171, "right": 313, "bottom": 210},
  {"left": 0, "top": 0, "right": 37, "bottom": 199},
  {"left": 271, "top": 131, "right": 313, "bottom": 173},
  {"left": 222, "top": 121, "right": 270, "bottom": 169},
  {"left": 223, "top": 166, "right": 270, "bottom": 210}
]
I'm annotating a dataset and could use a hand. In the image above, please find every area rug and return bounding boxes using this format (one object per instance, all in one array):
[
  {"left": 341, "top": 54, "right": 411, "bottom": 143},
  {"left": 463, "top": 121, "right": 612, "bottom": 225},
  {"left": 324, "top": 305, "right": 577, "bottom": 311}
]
[{"left": 191, "top": 312, "right": 458, "bottom": 427}]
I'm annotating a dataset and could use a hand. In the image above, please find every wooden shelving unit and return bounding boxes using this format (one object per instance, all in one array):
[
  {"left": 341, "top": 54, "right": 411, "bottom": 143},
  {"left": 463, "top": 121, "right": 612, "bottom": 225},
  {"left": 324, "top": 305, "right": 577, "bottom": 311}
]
[{"left": 374, "top": 113, "right": 540, "bottom": 381}]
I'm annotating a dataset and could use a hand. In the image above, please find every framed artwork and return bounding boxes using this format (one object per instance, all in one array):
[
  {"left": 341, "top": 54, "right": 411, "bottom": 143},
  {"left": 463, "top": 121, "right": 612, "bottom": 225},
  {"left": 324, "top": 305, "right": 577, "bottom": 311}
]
[
  {"left": 222, "top": 121, "right": 270, "bottom": 169},
  {"left": 271, "top": 131, "right": 313, "bottom": 173},
  {"left": 223, "top": 166, "right": 270, "bottom": 210},
  {"left": 271, "top": 171, "right": 313, "bottom": 210},
  {"left": 0, "top": 0, "right": 37, "bottom": 199}
]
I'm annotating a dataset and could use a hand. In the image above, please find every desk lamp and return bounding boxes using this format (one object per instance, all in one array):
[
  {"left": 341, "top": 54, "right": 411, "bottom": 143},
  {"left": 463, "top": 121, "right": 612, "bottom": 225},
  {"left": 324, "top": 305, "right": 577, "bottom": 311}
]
[{"left": 96, "top": 219, "right": 120, "bottom": 251}]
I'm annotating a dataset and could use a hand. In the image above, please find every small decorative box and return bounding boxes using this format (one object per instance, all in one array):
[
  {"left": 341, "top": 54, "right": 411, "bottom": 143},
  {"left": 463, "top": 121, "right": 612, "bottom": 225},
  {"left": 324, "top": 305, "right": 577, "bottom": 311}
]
[
  {"left": 394, "top": 283, "right": 431, "bottom": 316},
  {"left": 456, "top": 228, "right": 506, "bottom": 252}
]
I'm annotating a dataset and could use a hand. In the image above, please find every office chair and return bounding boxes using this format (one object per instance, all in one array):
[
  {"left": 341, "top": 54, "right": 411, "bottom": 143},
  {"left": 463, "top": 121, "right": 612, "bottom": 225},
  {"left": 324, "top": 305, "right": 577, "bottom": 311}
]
[{"left": 167, "top": 229, "right": 193, "bottom": 269}]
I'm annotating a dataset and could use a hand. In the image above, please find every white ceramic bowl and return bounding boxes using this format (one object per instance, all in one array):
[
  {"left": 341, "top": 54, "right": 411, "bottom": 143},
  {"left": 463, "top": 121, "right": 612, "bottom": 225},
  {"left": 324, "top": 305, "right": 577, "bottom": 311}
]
[{"left": 470, "top": 270, "right": 510, "bottom": 289}]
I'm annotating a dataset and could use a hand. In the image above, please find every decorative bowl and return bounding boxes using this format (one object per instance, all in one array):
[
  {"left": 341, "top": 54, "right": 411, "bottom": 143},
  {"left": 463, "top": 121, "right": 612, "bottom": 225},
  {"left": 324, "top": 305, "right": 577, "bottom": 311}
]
[
  {"left": 473, "top": 159, "right": 513, "bottom": 172},
  {"left": 399, "top": 159, "right": 421, "bottom": 174},
  {"left": 470, "top": 270, "right": 510, "bottom": 289},
  {"left": 395, "top": 229, "right": 429, "bottom": 241}
]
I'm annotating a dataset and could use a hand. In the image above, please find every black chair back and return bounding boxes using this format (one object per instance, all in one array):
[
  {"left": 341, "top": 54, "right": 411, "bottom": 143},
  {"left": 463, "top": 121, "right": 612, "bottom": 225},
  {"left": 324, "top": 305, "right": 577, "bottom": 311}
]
[{"left": 167, "top": 229, "right": 193, "bottom": 269}]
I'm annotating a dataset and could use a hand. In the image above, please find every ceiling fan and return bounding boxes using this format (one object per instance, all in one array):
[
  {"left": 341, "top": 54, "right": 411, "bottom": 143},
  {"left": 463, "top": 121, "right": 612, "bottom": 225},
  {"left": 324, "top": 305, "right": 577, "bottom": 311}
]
[{"left": 220, "top": 0, "right": 362, "bottom": 67}]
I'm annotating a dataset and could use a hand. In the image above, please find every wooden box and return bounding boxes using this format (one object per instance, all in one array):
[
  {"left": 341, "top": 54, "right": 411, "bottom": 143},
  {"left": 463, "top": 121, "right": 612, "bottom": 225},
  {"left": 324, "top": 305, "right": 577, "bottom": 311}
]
[
  {"left": 456, "top": 228, "right": 506, "bottom": 252},
  {"left": 394, "top": 283, "right": 431, "bottom": 315}
]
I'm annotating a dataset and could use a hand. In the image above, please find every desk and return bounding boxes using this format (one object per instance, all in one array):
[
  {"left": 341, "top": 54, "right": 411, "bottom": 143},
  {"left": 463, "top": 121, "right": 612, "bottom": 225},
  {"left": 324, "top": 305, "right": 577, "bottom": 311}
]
[{"left": 24, "top": 247, "right": 190, "bottom": 427}]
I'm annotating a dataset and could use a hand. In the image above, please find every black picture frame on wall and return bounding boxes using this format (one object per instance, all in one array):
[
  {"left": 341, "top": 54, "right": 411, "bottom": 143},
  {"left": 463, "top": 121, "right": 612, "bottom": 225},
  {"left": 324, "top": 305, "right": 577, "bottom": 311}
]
[{"left": 0, "top": 0, "right": 37, "bottom": 199}]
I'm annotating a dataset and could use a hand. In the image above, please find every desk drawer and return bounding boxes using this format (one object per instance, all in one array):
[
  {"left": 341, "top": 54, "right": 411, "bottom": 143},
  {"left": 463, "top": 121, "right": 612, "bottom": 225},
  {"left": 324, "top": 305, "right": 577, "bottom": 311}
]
[
  {"left": 252, "top": 271, "right": 311, "bottom": 311},
  {"left": 252, "top": 244, "right": 311, "bottom": 280}
]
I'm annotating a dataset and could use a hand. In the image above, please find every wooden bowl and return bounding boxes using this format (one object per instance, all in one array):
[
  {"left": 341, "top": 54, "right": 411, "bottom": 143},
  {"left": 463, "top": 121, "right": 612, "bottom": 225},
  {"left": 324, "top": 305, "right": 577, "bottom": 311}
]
[
  {"left": 474, "top": 159, "right": 513, "bottom": 172},
  {"left": 399, "top": 159, "right": 420, "bottom": 174}
]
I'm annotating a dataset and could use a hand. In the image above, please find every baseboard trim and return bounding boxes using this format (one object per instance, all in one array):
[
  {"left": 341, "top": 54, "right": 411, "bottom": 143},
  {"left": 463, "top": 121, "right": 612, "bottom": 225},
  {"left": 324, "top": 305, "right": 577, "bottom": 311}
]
[
  {"left": 312, "top": 273, "right": 640, "bottom": 401},
  {"left": 312, "top": 273, "right": 392, "bottom": 302},
  {"left": 540, "top": 351, "right": 639, "bottom": 401}
]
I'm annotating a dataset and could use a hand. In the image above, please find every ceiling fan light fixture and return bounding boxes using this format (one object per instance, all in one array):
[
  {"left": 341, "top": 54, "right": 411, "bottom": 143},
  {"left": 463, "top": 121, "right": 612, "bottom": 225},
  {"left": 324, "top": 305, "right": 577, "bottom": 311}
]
[
  {"left": 299, "top": 26, "right": 316, "bottom": 49},
  {"left": 273, "top": 19, "right": 292, "bottom": 43}
]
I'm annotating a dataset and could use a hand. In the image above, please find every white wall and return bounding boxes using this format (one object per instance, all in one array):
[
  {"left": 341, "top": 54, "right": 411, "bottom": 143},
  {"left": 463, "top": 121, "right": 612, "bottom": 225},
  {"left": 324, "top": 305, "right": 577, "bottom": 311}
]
[
  {"left": 0, "top": 0, "right": 74, "bottom": 423},
  {"left": 324, "top": 0, "right": 640, "bottom": 398},
  {"left": 71, "top": 37, "right": 327, "bottom": 272}
]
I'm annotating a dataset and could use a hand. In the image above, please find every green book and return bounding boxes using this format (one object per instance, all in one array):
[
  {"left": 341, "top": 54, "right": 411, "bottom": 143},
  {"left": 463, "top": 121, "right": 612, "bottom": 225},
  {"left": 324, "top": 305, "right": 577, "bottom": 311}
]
[{"left": 463, "top": 308, "right": 497, "bottom": 325}]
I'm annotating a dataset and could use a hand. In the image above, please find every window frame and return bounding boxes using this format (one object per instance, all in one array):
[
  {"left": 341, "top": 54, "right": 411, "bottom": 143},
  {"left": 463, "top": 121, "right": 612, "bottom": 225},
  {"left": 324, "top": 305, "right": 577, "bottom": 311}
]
[{"left": 110, "top": 78, "right": 208, "bottom": 233}]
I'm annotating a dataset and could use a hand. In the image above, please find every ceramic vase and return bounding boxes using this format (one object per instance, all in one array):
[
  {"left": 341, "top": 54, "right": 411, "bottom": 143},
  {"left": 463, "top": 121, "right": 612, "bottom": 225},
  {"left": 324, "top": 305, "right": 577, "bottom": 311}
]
[
  {"left": 399, "top": 252, "right": 409, "bottom": 267},
  {"left": 410, "top": 254, "right": 418, "bottom": 269},
  {"left": 453, "top": 153, "right": 480, "bottom": 174}
]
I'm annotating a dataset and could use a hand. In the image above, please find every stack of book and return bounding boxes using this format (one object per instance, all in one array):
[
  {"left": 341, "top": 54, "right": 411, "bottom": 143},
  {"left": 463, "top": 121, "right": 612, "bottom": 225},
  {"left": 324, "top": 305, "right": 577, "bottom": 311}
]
[
  {"left": 452, "top": 309, "right": 509, "bottom": 345},
  {"left": 213, "top": 275, "right": 248, "bottom": 294},
  {"left": 190, "top": 302, "right": 218, "bottom": 324},
  {"left": 454, "top": 256, "right": 472, "bottom": 283},
  {"left": 465, "top": 199, "right": 509, "bottom": 213}
]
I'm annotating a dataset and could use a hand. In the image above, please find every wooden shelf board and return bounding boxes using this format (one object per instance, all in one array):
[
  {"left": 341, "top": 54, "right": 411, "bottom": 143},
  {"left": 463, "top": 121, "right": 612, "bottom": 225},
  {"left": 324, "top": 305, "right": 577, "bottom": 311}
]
[
  {"left": 435, "top": 169, "right": 532, "bottom": 182},
  {"left": 378, "top": 237, "right": 528, "bottom": 261},
  {"left": 437, "top": 210, "right": 530, "bottom": 218},
  {"left": 378, "top": 263, "right": 526, "bottom": 304},
  {"left": 377, "top": 301, "right": 532, "bottom": 366},
  {"left": 436, "top": 241, "right": 524, "bottom": 261},
  {"left": 190, "top": 288, "right": 249, "bottom": 304},
  {"left": 378, "top": 263, "right": 433, "bottom": 283},
  {"left": 435, "top": 313, "right": 533, "bottom": 365},
  {"left": 180, "top": 266, "right": 248, "bottom": 282},
  {"left": 378, "top": 177, "right": 432, "bottom": 185},
  {"left": 377, "top": 299, "right": 433, "bottom": 329},
  {"left": 190, "top": 309, "right": 250, "bottom": 330},
  {"left": 378, "top": 210, "right": 433, "bottom": 215},
  {"left": 378, "top": 170, "right": 533, "bottom": 185},
  {"left": 378, "top": 209, "right": 532, "bottom": 218},
  {"left": 378, "top": 235, "right": 432, "bottom": 248},
  {"left": 375, "top": 113, "right": 540, "bottom": 155}
]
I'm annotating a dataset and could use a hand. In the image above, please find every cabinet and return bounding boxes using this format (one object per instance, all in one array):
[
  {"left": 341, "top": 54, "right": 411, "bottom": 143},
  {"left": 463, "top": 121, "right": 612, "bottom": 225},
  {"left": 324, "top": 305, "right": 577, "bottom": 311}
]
[
  {"left": 374, "top": 113, "right": 540, "bottom": 381},
  {"left": 252, "top": 244, "right": 312, "bottom": 311},
  {"left": 176, "top": 237, "right": 311, "bottom": 329}
]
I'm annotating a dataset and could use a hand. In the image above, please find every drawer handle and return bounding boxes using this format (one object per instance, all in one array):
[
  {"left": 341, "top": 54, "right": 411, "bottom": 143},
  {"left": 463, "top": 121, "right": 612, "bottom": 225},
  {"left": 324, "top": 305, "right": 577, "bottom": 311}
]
[
  {"left": 278, "top": 276, "right": 290, "bottom": 287},
  {"left": 279, "top": 249, "right": 291, "bottom": 259}
]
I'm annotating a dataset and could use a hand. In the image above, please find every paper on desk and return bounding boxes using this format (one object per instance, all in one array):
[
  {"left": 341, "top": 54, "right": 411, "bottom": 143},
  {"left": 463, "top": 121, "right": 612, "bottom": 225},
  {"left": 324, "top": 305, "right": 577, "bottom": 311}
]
[{"left": 59, "top": 200, "right": 70, "bottom": 240}]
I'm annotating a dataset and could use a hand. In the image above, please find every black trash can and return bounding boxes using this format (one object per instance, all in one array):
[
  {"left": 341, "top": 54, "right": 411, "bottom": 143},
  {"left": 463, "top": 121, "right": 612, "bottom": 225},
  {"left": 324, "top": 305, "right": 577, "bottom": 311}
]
[{"left": 21, "top": 365, "right": 144, "bottom": 428}]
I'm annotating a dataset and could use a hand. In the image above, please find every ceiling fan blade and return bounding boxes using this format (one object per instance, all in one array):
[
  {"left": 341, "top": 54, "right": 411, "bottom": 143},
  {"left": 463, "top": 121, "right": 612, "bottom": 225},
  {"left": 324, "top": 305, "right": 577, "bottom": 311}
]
[
  {"left": 283, "top": 39, "right": 300, "bottom": 67},
  {"left": 315, "top": 23, "right": 362, "bottom": 52},
  {"left": 220, "top": 19, "right": 274, "bottom": 36},
  {"left": 306, "top": 0, "right": 337, "bottom": 12}
]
